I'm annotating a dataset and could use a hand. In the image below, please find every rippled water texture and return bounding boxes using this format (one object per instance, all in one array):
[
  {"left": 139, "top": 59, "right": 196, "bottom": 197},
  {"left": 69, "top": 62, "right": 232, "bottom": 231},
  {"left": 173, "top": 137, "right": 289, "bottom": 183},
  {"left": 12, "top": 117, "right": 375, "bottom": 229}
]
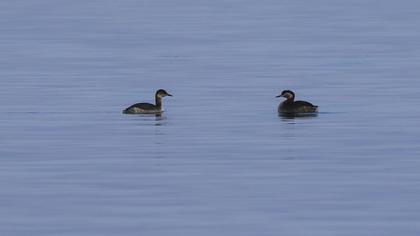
[{"left": 1, "top": 0, "right": 420, "bottom": 235}]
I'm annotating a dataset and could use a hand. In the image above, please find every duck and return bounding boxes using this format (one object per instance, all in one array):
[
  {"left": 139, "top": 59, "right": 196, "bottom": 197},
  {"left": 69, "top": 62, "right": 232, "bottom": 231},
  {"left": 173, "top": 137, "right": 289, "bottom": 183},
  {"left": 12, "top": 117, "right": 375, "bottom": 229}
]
[
  {"left": 276, "top": 90, "right": 318, "bottom": 113},
  {"left": 123, "top": 89, "right": 172, "bottom": 114}
]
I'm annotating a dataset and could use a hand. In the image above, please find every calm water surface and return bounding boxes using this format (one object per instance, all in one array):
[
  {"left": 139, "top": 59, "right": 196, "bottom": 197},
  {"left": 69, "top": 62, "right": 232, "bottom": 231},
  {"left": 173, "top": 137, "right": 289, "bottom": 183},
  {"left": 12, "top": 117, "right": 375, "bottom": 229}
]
[{"left": 1, "top": 0, "right": 420, "bottom": 235}]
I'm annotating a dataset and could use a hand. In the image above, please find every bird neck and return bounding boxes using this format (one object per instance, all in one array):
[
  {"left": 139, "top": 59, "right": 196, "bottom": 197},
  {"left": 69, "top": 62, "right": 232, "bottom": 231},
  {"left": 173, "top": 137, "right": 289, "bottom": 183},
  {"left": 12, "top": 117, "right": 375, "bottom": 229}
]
[
  {"left": 155, "top": 95, "right": 163, "bottom": 110},
  {"left": 284, "top": 97, "right": 294, "bottom": 103}
]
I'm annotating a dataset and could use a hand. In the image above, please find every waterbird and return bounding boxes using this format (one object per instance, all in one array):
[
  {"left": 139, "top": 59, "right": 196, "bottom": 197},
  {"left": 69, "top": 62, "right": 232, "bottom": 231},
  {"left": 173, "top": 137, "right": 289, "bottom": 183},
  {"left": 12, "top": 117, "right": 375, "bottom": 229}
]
[
  {"left": 276, "top": 90, "right": 318, "bottom": 113},
  {"left": 123, "top": 89, "right": 172, "bottom": 114}
]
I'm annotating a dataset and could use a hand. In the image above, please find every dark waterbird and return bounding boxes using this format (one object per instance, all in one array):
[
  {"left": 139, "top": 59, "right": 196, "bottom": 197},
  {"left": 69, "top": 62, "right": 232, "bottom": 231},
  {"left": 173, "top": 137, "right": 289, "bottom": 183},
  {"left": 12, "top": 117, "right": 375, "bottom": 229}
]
[
  {"left": 123, "top": 89, "right": 172, "bottom": 114},
  {"left": 276, "top": 90, "right": 318, "bottom": 114}
]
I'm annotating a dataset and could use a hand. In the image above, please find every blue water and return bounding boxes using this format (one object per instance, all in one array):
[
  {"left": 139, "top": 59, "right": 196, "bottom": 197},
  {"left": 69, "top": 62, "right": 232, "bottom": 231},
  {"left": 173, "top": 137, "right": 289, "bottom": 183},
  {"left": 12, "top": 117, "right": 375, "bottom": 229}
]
[{"left": 1, "top": 1, "right": 420, "bottom": 235}]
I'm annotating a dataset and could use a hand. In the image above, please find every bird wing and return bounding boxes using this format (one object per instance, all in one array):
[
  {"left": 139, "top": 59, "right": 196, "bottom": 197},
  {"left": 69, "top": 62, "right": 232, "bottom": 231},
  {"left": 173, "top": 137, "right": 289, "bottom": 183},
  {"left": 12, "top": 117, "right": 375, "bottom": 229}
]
[{"left": 125, "top": 103, "right": 156, "bottom": 110}]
